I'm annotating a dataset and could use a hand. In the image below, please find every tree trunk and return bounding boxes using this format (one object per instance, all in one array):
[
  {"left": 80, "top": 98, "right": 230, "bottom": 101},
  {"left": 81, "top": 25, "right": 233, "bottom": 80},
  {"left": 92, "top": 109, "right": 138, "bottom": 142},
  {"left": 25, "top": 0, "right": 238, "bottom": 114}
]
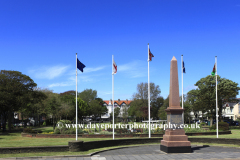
[
  {"left": 38, "top": 114, "right": 40, "bottom": 127},
  {"left": 53, "top": 115, "right": 55, "bottom": 130},
  {"left": 8, "top": 110, "right": 12, "bottom": 132},
  {"left": 99, "top": 120, "right": 101, "bottom": 132}
]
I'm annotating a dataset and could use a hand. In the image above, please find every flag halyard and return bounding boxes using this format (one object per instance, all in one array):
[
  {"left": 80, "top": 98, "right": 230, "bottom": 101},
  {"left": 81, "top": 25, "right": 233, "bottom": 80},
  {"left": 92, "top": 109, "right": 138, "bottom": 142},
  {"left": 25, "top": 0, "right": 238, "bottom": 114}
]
[{"left": 77, "top": 59, "right": 86, "bottom": 72}]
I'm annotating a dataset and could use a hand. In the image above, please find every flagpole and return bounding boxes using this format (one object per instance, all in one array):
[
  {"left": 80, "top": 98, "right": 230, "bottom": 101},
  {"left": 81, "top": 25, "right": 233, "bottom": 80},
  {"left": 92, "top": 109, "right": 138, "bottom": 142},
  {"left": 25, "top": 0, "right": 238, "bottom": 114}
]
[
  {"left": 112, "top": 55, "right": 115, "bottom": 140},
  {"left": 216, "top": 56, "right": 218, "bottom": 138},
  {"left": 76, "top": 53, "right": 78, "bottom": 141},
  {"left": 182, "top": 55, "right": 184, "bottom": 123},
  {"left": 148, "top": 43, "right": 151, "bottom": 138}
]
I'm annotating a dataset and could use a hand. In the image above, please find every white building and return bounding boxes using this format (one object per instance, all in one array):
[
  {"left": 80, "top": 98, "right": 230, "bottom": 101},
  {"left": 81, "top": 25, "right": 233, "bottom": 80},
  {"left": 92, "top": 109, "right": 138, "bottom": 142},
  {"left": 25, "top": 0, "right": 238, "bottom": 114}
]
[
  {"left": 222, "top": 101, "right": 240, "bottom": 120},
  {"left": 101, "top": 99, "right": 132, "bottom": 119}
]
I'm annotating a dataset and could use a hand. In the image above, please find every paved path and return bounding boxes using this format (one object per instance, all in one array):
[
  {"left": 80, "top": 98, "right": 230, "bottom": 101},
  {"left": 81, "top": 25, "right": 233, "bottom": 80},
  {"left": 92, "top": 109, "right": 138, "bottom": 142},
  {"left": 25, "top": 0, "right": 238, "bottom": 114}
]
[{"left": 2, "top": 145, "right": 240, "bottom": 160}]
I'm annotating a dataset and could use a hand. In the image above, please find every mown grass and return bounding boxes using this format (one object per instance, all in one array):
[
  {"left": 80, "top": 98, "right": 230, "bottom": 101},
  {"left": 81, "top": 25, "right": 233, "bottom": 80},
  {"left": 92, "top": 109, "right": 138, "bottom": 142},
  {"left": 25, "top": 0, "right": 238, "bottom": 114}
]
[
  {"left": 2, "top": 142, "right": 240, "bottom": 158},
  {"left": 188, "top": 130, "right": 240, "bottom": 139},
  {"left": 0, "top": 143, "right": 158, "bottom": 158}
]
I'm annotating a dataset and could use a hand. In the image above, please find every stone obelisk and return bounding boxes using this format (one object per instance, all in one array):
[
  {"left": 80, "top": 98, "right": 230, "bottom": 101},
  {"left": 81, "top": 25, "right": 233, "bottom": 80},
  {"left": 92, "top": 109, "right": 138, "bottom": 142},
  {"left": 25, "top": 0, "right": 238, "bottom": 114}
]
[{"left": 160, "top": 56, "right": 191, "bottom": 153}]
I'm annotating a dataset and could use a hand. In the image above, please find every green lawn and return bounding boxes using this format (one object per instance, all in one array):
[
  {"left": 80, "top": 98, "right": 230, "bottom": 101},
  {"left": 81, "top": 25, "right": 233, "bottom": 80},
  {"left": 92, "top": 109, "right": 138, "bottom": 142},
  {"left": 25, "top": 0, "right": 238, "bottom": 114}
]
[
  {"left": 188, "top": 130, "right": 240, "bottom": 139},
  {"left": 1, "top": 130, "right": 240, "bottom": 148},
  {"left": 1, "top": 142, "right": 240, "bottom": 158},
  {"left": 1, "top": 129, "right": 240, "bottom": 158}
]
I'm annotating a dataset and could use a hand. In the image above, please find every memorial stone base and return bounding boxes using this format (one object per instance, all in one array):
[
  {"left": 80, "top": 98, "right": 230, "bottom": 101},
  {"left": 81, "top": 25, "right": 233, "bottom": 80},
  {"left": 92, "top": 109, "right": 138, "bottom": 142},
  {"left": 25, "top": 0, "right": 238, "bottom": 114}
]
[{"left": 160, "top": 129, "right": 191, "bottom": 153}]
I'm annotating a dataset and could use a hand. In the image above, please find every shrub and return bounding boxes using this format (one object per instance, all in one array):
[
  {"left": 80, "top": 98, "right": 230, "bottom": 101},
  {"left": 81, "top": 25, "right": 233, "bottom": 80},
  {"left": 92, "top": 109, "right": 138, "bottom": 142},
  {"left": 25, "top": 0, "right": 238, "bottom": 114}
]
[
  {"left": 229, "top": 126, "right": 240, "bottom": 129},
  {"left": 59, "top": 119, "right": 72, "bottom": 124},
  {"left": 23, "top": 128, "right": 36, "bottom": 133},
  {"left": 210, "top": 122, "right": 229, "bottom": 131},
  {"left": 54, "top": 128, "right": 60, "bottom": 134},
  {"left": 43, "top": 121, "right": 46, "bottom": 126},
  {"left": 154, "top": 127, "right": 164, "bottom": 134},
  {"left": 200, "top": 122, "right": 206, "bottom": 127}
]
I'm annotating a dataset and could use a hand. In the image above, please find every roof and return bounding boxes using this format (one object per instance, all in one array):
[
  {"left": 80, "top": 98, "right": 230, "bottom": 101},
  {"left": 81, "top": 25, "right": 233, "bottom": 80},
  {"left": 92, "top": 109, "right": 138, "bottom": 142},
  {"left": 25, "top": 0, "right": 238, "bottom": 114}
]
[
  {"left": 223, "top": 102, "right": 238, "bottom": 108},
  {"left": 103, "top": 100, "right": 132, "bottom": 106}
]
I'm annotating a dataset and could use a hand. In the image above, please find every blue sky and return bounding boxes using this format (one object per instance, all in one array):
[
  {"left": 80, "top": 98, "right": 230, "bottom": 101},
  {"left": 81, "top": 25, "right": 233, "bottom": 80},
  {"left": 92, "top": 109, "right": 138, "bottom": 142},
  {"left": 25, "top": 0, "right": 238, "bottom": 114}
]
[{"left": 1, "top": 0, "right": 240, "bottom": 101}]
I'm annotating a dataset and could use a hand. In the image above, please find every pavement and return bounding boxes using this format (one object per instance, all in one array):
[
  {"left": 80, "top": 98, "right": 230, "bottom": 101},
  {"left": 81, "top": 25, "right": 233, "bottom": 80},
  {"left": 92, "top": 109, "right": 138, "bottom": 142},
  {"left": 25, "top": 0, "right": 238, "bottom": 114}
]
[{"left": 1, "top": 145, "right": 240, "bottom": 160}]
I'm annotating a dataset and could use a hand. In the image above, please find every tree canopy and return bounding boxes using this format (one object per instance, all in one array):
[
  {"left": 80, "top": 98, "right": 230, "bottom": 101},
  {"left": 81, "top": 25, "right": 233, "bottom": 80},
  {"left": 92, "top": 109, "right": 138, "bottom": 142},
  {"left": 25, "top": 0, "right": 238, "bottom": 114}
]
[
  {"left": 0, "top": 70, "right": 40, "bottom": 131},
  {"left": 187, "top": 75, "right": 240, "bottom": 123}
]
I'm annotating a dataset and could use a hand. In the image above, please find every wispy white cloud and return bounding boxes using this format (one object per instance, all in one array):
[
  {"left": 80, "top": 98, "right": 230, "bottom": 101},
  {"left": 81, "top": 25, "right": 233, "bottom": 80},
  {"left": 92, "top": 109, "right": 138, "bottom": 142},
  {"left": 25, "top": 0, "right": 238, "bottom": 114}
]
[
  {"left": 48, "top": 82, "right": 73, "bottom": 88},
  {"left": 84, "top": 66, "right": 106, "bottom": 73},
  {"left": 184, "top": 85, "right": 198, "bottom": 91},
  {"left": 29, "top": 65, "right": 70, "bottom": 79},
  {"left": 49, "top": 71, "right": 104, "bottom": 88},
  {"left": 118, "top": 60, "right": 147, "bottom": 78}
]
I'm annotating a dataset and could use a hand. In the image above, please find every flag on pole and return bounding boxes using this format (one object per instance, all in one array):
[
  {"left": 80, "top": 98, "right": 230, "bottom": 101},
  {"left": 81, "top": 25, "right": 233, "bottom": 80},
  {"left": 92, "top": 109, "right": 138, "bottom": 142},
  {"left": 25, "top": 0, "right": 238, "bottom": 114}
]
[
  {"left": 113, "top": 59, "right": 117, "bottom": 74},
  {"left": 77, "top": 58, "right": 86, "bottom": 72},
  {"left": 211, "top": 64, "right": 216, "bottom": 76},
  {"left": 182, "top": 61, "right": 186, "bottom": 73},
  {"left": 149, "top": 49, "right": 154, "bottom": 61}
]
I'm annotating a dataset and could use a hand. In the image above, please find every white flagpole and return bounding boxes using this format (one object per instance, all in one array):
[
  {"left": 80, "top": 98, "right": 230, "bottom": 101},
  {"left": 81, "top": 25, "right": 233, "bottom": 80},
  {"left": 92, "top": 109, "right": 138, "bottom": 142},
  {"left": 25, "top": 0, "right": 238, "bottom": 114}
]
[
  {"left": 76, "top": 53, "right": 78, "bottom": 141},
  {"left": 148, "top": 43, "right": 151, "bottom": 138},
  {"left": 112, "top": 55, "right": 115, "bottom": 140},
  {"left": 216, "top": 56, "right": 218, "bottom": 138},
  {"left": 182, "top": 55, "right": 184, "bottom": 123}
]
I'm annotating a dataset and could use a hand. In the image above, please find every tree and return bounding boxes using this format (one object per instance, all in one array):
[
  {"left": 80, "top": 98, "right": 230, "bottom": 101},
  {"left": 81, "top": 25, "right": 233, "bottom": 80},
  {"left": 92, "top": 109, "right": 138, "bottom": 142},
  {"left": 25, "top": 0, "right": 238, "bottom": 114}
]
[
  {"left": 180, "top": 94, "right": 193, "bottom": 124},
  {"left": 32, "top": 88, "right": 62, "bottom": 129},
  {"left": 187, "top": 75, "right": 240, "bottom": 126},
  {"left": 0, "top": 70, "right": 38, "bottom": 132},
  {"left": 152, "top": 96, "right": 164, "bottom": 119},
  {"left": 89, "top": 98, "right": 107, "bottom": 119},
  {"left": 79, "top": 89, "right": 97, "bottom": 104},
  {"left": 128, "top": 99, "right": 147, "bottom": 121},
  {"left": 132, "top": 82, "right": 161, "bottom": 102},
  {"left": 129, "top": 82, "right": 161, "bottom": 121},
  {"left": 59, "top": 90, "right": 76, "bottom": 120},
  {"left": 89, "top": 98, "right": 107, "bottom": 132},
  {"left": 158, "top": 96, "right": 169, "bottom": 120},
  {"left": 121, "top": 104, "right": 129, "bottom": 123},
  {"left": 110, "top": 107, "right": 120, "bottom": 122},
  {"left": 76, "top": 97, "right": 88, "bottom": 121}
]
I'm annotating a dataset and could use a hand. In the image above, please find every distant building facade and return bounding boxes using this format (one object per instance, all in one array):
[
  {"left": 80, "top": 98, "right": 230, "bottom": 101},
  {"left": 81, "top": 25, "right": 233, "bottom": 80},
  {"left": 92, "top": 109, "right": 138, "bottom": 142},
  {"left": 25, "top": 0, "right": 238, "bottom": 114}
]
[
  {"left": 101, "top": 99, "right": 132, "bottom": 119},
  {"left": 222, "top": 101, "right": 240, "bottom": 120}
]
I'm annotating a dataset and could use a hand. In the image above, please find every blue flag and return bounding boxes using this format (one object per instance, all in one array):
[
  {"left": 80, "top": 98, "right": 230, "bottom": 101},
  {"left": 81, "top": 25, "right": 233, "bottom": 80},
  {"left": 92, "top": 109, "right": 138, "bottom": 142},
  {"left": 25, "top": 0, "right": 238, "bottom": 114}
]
[
  {"left": 183, "top": 61, "right": 186, "bottom": 73},
  {"left": 77, "top": 58, "right": 86, "bottom": 72}
]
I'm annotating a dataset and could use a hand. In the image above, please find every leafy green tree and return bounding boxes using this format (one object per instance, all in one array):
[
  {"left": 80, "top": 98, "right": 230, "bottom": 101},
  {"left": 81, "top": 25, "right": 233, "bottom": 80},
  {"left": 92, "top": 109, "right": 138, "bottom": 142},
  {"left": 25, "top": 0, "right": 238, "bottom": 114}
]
[
  {"left": 110, "top": 107, "right": 120, "bottom": 122},
  {"left": 0, "top": 70, "right": 38, "bottom": 132},
  {"left": 121, "top": 104, "right": 129, "bottom": 123},
  {"left": 129, "top": 82, "right": 161, "bottom": 121},
  {"left": 89, "top": 98, "right": 107, "bottom": 132},
  {"left": 89, "top": 98, "right": 107, "bottom": 119},
  {"left": 79, "top": 89, "right": 97, "bottom": 104},
  {"left": 128, "top": 99, "right": 147, "bottom": 121},
  {"left": 152, "top": 96, "right": 164, "bottom": 119},
  {"left": 180, "top": 94, "right": 193, "bottom": 124},
  {"left": 32, "top": 88, "right": 62, "bottom": 129},
  {"left": 59, "top": 90, "right": 76, "bottom": 120},
  {"left": 158, "top": 96, "right": 169, "bottom": 120},
  {"left": 132, "top": 82, "right": 161, "bottom": 102},
  {"left": 187, "top": 75, "right": 240, "bottom": 126},
  {"left": 76, "top": 97, "right": 88, "bottom": 121}
]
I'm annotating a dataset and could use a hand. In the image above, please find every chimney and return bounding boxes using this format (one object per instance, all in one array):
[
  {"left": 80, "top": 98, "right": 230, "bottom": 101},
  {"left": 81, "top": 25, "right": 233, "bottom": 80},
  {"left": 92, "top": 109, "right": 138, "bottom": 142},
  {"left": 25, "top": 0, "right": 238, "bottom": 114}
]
[
  {"left": 110, "top": 99, "right": 112, "bottom": 105},
  {"left": 118, "top": 99, "right": 120, "bottom": 103},
  {"left": 126, "top": 99, "right": 128, "bottom": 104}
]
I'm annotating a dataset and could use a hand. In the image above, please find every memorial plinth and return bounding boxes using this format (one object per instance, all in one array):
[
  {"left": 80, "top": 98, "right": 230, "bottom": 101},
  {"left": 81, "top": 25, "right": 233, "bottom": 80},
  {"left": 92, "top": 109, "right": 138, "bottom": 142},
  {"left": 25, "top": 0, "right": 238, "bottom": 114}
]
[{"left": 160, "top": 56, "right": 191, "bottom": 153}]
